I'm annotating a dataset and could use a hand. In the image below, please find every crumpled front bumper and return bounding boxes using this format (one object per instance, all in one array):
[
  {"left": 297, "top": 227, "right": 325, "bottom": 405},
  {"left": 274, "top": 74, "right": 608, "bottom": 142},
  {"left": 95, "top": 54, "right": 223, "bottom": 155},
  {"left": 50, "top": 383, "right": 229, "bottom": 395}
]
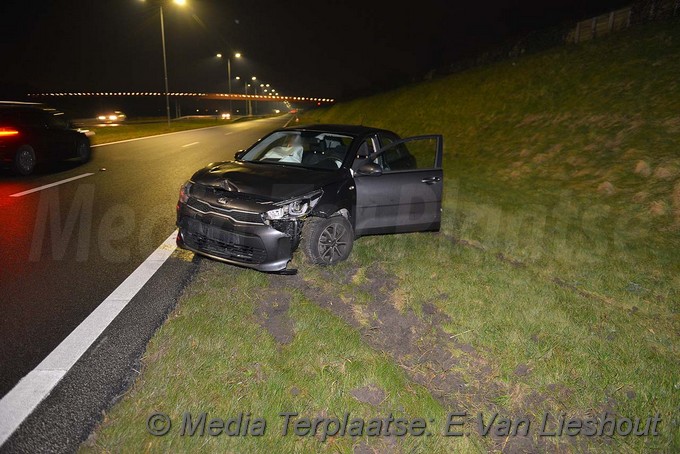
[{"left": 176, "top": 199, "right": 294, "bottom": 272}]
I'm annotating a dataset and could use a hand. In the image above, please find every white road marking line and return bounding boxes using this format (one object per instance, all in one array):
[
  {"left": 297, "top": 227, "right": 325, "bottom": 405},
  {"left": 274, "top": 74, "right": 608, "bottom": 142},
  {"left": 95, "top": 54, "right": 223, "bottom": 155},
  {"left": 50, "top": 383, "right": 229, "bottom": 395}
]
[
  {"left": 181, "top": 142, "right": 200, "bottom": 148},
  {"left": 224, "top": 132, "right": 233, "bottom": 136},
  {"left": 0, "top": 230, "right": 179, "bottom": 447},
  {"left": 90, "top": 124, "right": 229, "bottom": 148},
  {"left": 9, "top": 173, "right": 95, "bottom": 198}
]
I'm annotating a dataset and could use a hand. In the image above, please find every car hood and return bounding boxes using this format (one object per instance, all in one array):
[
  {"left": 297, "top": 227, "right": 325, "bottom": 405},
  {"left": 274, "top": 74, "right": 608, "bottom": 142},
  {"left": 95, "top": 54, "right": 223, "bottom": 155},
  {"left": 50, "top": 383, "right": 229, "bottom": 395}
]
[{"left": 191, "top": 161, "right": 343, "bottom": 201}]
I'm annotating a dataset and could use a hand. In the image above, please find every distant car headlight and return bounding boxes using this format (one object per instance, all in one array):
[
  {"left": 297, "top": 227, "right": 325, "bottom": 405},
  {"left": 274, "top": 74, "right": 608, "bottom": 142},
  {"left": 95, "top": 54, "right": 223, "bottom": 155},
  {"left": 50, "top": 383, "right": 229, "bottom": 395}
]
[
  {"left": 179, "top": 181, "right": 194, "bottom": 204},
  {"left": 109, "top": 115, "right": 118, "bottom": 121},
  {"left": 221, "top": 113, "right": 231, "bottom": 120},
  {"left": 263, "top": 190, "right": 322, "bottom": 221},
  {"left": 98, "top": 115, "right": 106, "bottom": 121}
]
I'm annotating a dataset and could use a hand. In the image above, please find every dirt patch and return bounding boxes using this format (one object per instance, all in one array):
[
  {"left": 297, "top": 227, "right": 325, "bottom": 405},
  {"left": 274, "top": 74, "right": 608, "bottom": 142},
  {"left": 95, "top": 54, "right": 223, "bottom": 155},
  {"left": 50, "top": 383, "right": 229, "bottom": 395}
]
[
  {"left": 350, "top": 384, "right": 386, "bottom": 407},
  {"left": 597, "top": 181, "right": 616, "bottom": 195},
  {"left": 649, "top": 201, "right": 667, "bottom": 216},
  {"left": 532, "top": 153, "right": 551, "bottom": 164},
  {"left": 663, "top": 116, "right": 680, "bottom": 133},
  {"left": 254, "top": 276, "right": 295, "bottom": 344},
  {"left": 634, "top": 160, "right": 651, "bottom": 177},
  {"left": 653, "top": 166, "right": 675, "bottom": 179},
  {"left": 513, "top": 364, "right": 531, "bottom": 377},
  {"left": 496, "top": 252, "right": 525, "bottom": 268},
  {"left": 673, "top": 181, "right": 680, "bottom": 226},
  {"left": 276, "top": 264, "right": 571, "bottom": 453},
  {"left": 353, "top": 438, "right": 400, "bottom": 454},
  {"left": 421, "top": 300, "right": 452, "bottom": 325},
  {"left": 552, "top": 277, "right": 614, "bottom": 305},
  {"left": 458, "top": 238, "right": 486, "bottom": 250},
  {"left": 632, "top": 191, "right": 648, "bottom": 203}
]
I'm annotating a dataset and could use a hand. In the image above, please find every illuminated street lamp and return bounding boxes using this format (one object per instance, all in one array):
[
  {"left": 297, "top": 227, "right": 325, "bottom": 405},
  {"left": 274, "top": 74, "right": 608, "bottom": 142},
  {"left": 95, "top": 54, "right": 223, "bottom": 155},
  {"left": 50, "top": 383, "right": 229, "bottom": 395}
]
[
  {"left": 141, "top": 0, "right": 186, "bottom": 126},
  {"left": 236, "top": 76, "right": 246, "bottom": 114},
  {"left": 235, "top": 76, "right": 258, "bottom": 115},
  {"left": 216, "top": 52, "right": 241, "bottom": 114},
  {"left": 246, "top": 83, "right": 252, "bottom": 116},
  {"left": 251, "top": 76, "right": 258, "bottom": 115}
]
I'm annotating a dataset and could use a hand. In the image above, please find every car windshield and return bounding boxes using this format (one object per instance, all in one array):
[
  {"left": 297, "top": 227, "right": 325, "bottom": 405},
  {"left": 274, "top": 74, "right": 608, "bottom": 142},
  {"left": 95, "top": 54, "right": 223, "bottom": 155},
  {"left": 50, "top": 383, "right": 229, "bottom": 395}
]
[{"left": 240, "top": 130, "right": 354, "bottom": 170}]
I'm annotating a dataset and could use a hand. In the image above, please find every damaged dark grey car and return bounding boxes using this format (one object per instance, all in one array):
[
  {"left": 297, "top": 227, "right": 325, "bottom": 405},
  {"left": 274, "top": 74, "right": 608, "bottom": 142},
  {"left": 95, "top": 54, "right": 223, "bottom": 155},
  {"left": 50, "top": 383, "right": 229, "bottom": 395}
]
[{"left": 176, "top": 124, "right": 443, "bottom": 273}]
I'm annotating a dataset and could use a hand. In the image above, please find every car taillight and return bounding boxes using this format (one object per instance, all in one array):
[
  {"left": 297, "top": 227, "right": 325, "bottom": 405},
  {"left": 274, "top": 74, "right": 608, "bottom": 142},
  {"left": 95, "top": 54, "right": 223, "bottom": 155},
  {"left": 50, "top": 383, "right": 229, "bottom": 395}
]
[{"left": 0, "top": 127, "right": 19, "bottom": 138}]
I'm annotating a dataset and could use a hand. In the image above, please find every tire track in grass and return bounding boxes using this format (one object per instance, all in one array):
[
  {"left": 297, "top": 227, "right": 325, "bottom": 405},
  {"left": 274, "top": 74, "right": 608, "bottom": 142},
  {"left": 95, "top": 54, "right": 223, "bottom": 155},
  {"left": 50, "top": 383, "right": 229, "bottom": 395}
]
[{"left": 274, "top": 261, "right": 580, "bottom": 453}]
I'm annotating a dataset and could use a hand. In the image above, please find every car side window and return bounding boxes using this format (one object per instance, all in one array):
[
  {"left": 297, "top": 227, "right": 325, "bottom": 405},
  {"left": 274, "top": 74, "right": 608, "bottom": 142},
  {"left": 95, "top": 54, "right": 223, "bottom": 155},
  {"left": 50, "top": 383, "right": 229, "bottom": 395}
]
[
  {"left": 381, "top": 143, "right": 417, "bottom": 171},
  {"left": 376, "top": 135, "right": 439, "bottom": 172},
  {"left": 20, "top": 110, "right": 47, "bottom": 128},
  {"left": 356, "top": 139, "right": 375, "bottom": 159},
  {"left": 46, "top": 113, "right": 69, "bottom": 130},
  {"left": 351, "top": 137, "right": 378, "bottom": 171},
  {"left": 377, "top": 133, "right": 417, "bottom": 172}
]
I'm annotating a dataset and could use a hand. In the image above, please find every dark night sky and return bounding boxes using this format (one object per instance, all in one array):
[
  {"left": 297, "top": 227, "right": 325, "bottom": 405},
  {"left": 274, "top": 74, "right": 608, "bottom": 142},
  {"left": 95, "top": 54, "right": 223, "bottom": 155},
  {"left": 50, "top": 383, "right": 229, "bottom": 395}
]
[{"left": 1, "top": 0, "right": 632, "bottom": 101}]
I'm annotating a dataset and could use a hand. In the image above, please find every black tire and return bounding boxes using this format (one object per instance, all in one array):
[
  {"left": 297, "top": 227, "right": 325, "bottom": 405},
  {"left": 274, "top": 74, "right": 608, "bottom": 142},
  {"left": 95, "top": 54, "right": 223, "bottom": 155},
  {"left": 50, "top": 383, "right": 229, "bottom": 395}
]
[
  {"left": 76, "top": 138, "right": 91, "bottom": 164},
  {"left": 12, "top": 145, "right": 36, "bottom": 176},
  {"left": 301, "top": 216, "right": 354, "bottom": 265}
]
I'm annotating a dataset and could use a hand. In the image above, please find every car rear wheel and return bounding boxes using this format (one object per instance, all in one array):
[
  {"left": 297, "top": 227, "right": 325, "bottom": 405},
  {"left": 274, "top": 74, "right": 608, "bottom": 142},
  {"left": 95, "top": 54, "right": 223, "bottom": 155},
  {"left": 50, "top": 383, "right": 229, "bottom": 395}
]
[
  {"left": 76, "top": 138, "right": 91, "bottom": 163},
  {"left": 301, "top": 216, "right": 354, "bottom": 265},
  {"left": 13, "top": 145, "right": 36, "bottom": 175}
]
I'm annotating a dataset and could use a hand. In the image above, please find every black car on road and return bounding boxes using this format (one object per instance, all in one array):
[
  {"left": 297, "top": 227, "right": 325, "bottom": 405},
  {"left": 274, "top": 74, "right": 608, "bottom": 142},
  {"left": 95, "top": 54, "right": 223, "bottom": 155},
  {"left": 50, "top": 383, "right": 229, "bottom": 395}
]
[
  {"left": 0, "top": 101, "right": 93, "bottom": 175},
  {"left": 176, "top": 124, "right": 443, "bottom": 273}
]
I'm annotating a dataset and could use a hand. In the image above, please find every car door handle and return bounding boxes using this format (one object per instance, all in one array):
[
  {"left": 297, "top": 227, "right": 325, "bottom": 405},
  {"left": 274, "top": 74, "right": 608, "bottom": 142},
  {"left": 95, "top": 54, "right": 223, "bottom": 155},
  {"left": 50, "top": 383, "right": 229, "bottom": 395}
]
[{"left": 421, "top": 176, "right": 441, "bottom": 184}]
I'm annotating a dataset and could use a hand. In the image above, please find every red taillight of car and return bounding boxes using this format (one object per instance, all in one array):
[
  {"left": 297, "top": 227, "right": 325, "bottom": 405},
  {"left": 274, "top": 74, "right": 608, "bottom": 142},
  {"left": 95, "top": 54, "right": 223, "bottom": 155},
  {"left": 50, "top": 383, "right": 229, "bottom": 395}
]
[{"left": 0, "top": 127, "right": 20, "bottom": 138}]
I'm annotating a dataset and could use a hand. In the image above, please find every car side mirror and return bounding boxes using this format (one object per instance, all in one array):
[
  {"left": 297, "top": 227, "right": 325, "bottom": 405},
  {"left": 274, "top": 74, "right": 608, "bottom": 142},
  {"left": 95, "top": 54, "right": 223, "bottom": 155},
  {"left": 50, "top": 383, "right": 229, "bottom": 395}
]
[
  {"left": 356, "top": 162, "right": 382, "bottom": 176},
  {"left": 234, "top": 150, "right": 246, "bottom": 160}
]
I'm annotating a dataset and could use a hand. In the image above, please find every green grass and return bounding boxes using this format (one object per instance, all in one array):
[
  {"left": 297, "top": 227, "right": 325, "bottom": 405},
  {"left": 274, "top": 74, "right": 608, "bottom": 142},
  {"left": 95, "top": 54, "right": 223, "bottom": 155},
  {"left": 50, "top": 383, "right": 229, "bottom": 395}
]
[
  {"left": 82, "top": 20, "right": 679, "bottom": 453},
  {"left": 80, "top": 259, "right": 479, "bottom": 453},
  {"left": 302, "top": 20, "right": 680, "bottom": 452}
]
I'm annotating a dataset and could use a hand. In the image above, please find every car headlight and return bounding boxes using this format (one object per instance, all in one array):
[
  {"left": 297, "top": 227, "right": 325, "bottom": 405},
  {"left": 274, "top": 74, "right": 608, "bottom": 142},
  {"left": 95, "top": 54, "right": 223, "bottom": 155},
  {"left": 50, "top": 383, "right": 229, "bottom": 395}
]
[
  {"left": 263, "top": 190, "right": 322, "bottom": 220},
  {"left": 179, "top": 181, "right": 193, "bottom": 204}
]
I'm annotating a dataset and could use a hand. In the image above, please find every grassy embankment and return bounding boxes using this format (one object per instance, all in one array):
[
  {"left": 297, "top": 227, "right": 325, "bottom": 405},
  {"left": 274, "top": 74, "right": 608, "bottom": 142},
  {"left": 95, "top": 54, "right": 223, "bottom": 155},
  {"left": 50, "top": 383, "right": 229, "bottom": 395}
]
[{"left": 81, "top": 21, "right": 679, "bottom": 453}]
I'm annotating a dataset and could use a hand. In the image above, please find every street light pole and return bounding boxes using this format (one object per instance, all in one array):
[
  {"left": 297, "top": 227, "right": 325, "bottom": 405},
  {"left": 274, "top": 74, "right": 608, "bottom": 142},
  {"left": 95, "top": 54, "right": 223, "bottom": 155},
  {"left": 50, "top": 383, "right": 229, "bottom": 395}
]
[
  {"left": 251, "top": 76, "right": 257, "bottom": 116},
  {"left": 227, "top": 57, "right": 232, "bottom": 114},
  {"left": 159, "top": 5, "right": 171, "bottom": 126},
  {"left": 252, "top": 84, "right": 257, "bottom": 115},
  {"left": 217, "top": 52, "right": 240, "bottom": 115},
  {"left": 145, "top": 0, "right": 185, "bottom": 126},
  {"left": 245, "top": 83, "right": 251, "bottom": 116}
]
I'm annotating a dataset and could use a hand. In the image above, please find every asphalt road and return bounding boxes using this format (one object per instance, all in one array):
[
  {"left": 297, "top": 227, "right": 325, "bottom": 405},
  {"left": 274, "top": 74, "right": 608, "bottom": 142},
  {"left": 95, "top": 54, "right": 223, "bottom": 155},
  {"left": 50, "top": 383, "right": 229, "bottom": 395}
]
[{"left": 0, "top": 115, "right": 290, "bottom": 398}]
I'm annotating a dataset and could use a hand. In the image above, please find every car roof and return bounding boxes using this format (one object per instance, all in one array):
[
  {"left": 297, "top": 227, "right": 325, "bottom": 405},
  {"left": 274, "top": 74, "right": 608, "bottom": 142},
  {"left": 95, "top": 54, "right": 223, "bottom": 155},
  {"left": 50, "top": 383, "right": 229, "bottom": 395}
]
[
  {"left": 0, "top": 101, "right": 53, "bottom": 112},
  {"left": 280, "top": 123, "right": 397, "bottom": 138},
  {"left": 0, "top": 101, "right": 45, "bottom": 107}
]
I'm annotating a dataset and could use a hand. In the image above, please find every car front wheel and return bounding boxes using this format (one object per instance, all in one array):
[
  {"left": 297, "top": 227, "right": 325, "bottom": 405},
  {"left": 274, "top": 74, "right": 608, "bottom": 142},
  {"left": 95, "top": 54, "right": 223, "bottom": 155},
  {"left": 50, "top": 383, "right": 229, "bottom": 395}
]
[
  {"left": 13, "top": 145, "right": 36, "bottom": 175},
  {"left": 301, "top": 216, "right": 354, "bottom": 265}
]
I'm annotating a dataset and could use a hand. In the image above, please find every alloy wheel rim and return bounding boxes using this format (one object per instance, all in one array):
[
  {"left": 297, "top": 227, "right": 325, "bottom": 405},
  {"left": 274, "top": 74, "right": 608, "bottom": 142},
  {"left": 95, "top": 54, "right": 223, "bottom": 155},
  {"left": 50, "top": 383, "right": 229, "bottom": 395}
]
[
  {"left": 318, "top": 222, "right": 348, "bottom": 263},
  {"left": 19, "top": 149, "right": 35, "bottom": 171}
]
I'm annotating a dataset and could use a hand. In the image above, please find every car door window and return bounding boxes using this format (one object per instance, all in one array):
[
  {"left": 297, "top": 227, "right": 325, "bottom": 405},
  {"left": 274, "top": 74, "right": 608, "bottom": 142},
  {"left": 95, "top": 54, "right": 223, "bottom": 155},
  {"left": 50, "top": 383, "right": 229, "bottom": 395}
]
[
  {"left": 351, "top": 137, "right": 379, "bottom": 171},
  {"left": 376, "top": 135, "right": 440, "bottom": 172},
  {"left": 356, "top": 138, "right": 376, "bottom": 159},
  {"left": 20, "top": 110, "right": 47, "bottom": 128},
  {"left": 46, "top": 112, "right": 69, "bottom": 130}
]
